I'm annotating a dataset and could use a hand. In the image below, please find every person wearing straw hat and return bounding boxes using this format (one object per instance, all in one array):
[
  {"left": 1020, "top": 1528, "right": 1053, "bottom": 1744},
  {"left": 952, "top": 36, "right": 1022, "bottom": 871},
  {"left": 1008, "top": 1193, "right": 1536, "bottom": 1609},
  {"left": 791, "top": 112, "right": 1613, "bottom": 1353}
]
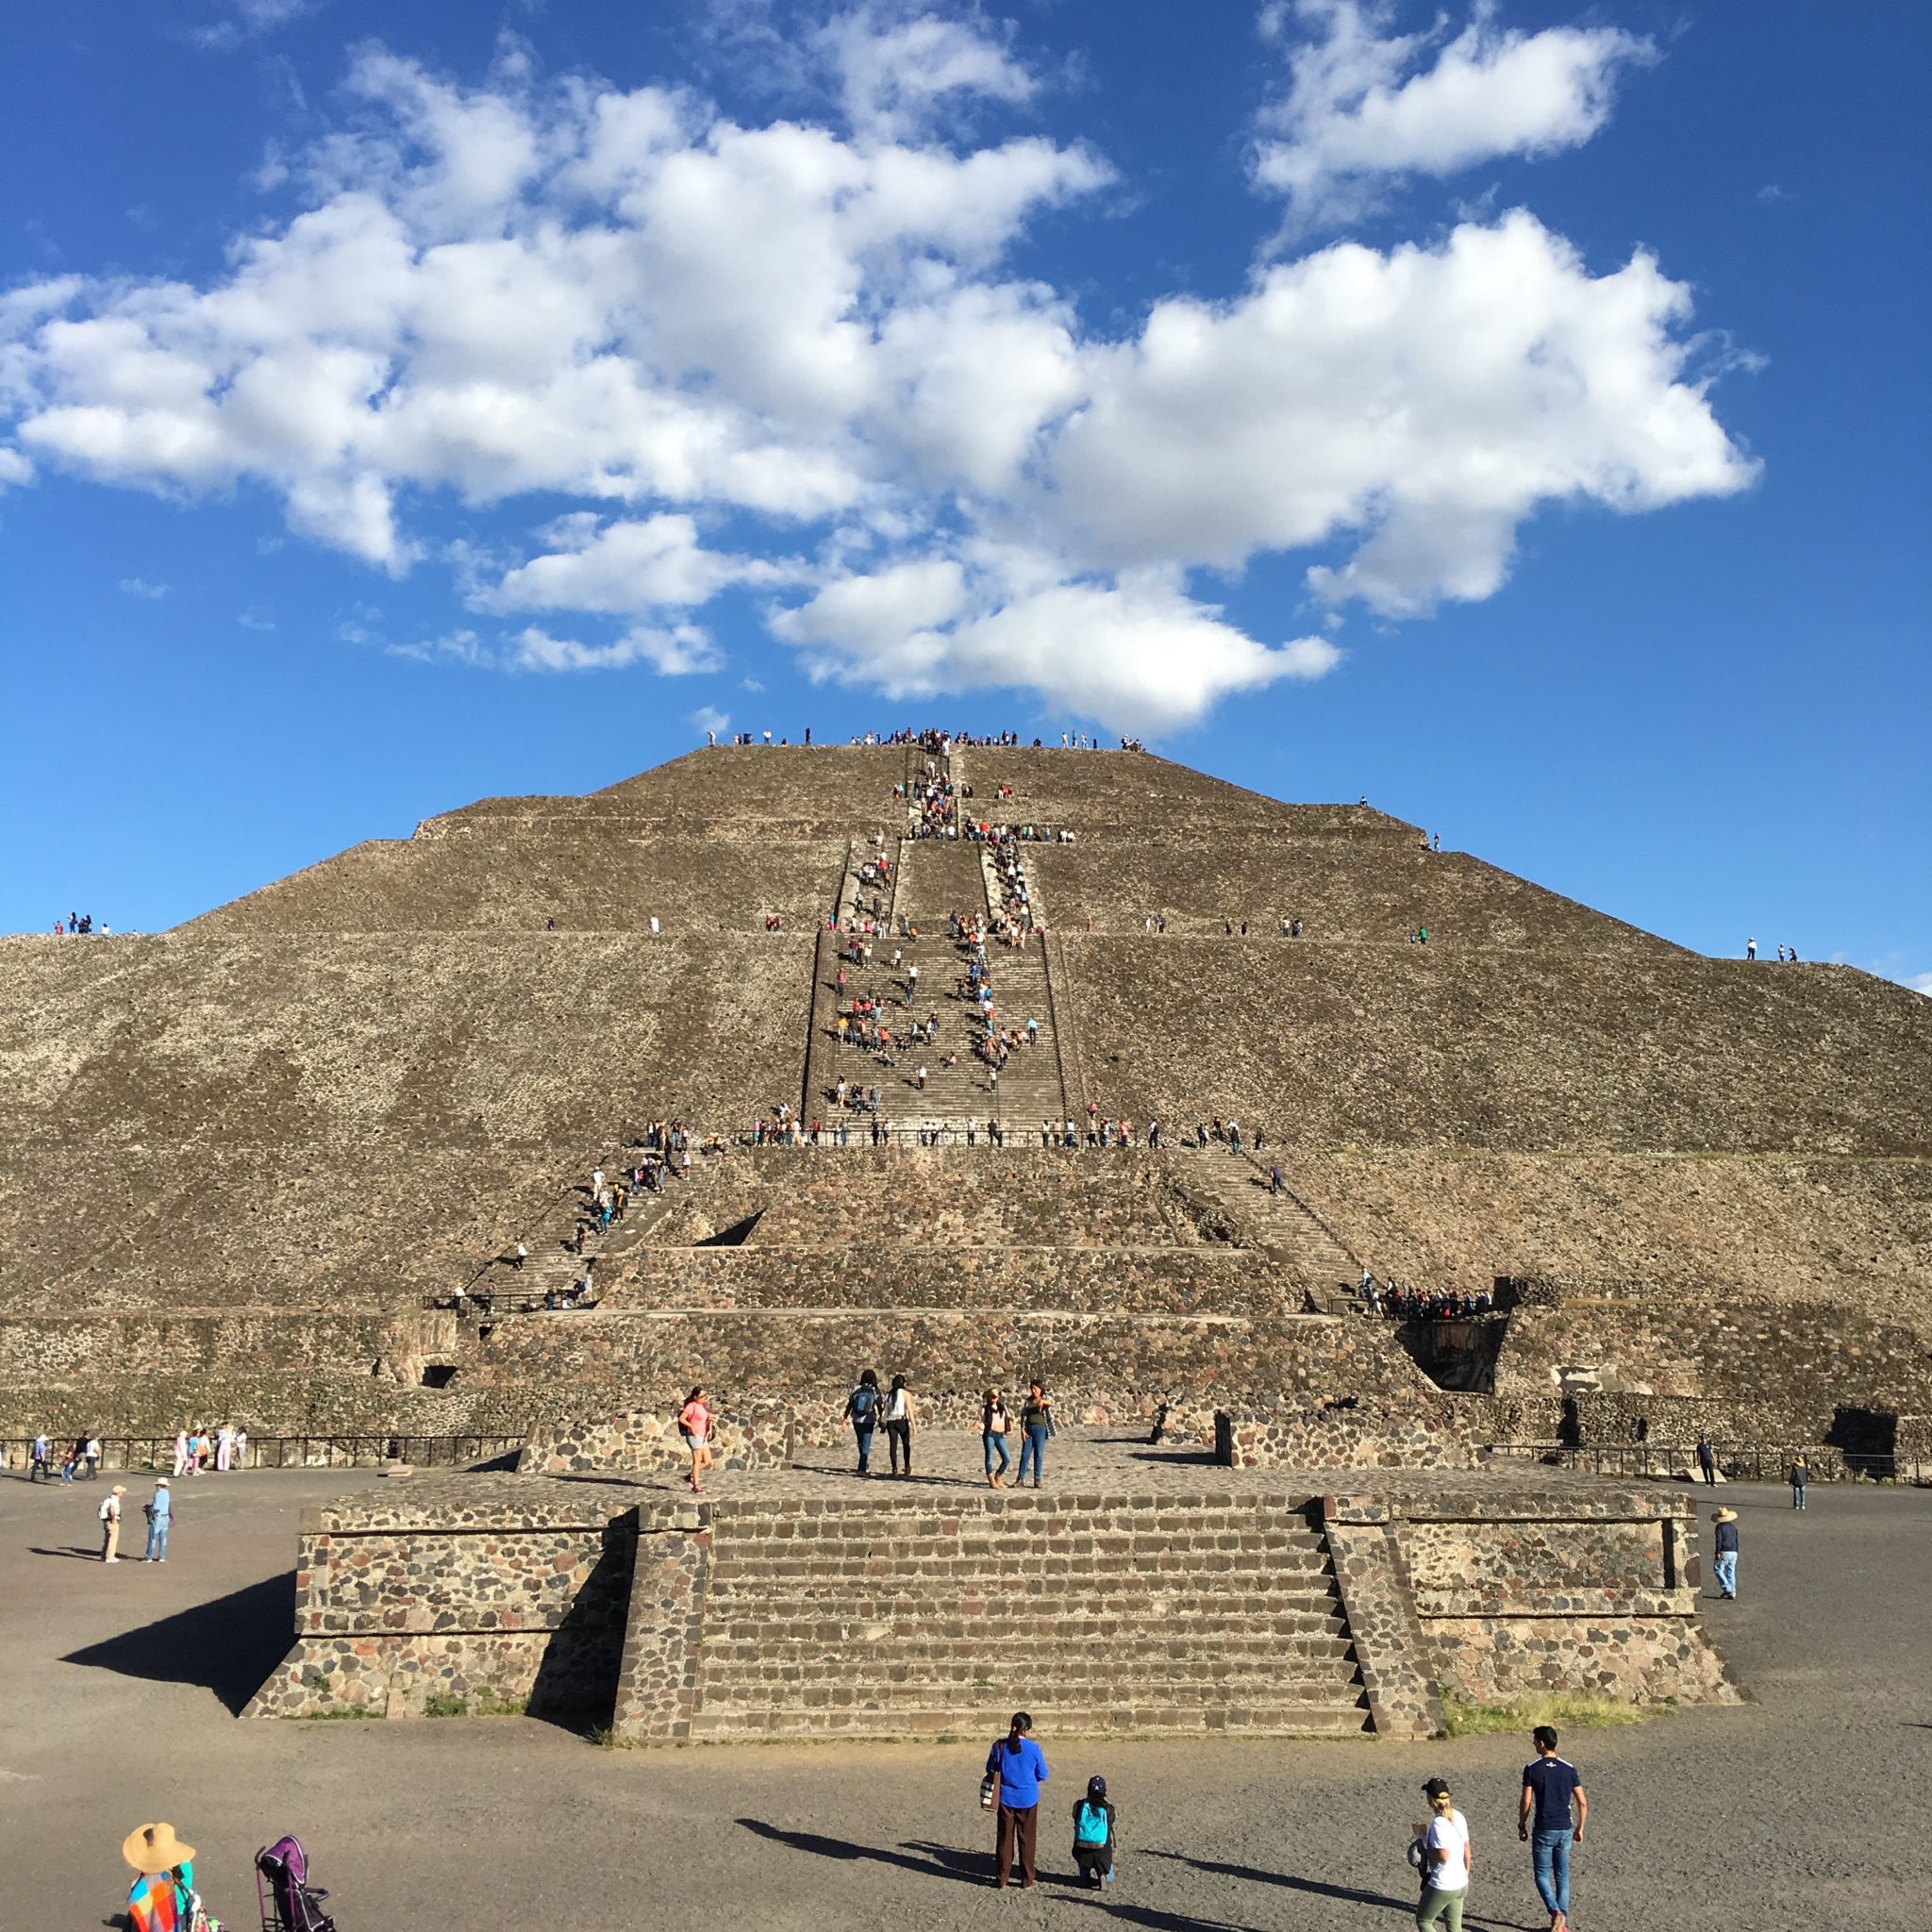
[
  {"left": 122, "top": 1821, "right": 213, "bottom": 1932},
  {"left": 1711, "top": 1507, "right": 1740, "bottom": 1598},
  {"left": 99, "top": 1484, "right": 126, "bottom": 1563}
]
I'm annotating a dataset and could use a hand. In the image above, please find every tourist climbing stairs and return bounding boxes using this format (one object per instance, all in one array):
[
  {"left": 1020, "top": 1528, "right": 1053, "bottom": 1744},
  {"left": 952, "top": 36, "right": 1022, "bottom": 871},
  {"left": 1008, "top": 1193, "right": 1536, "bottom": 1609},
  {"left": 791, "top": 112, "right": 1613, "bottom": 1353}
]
[
  {"left": 687, "top": 1487, "right": 1372, "bottom": 1738},
  {"left": 462, "top": 1151, "right": 681, "bottom": 1312},
  {"left": 1179, "top": 1157, "right": 1361, "bottom": 1310}
]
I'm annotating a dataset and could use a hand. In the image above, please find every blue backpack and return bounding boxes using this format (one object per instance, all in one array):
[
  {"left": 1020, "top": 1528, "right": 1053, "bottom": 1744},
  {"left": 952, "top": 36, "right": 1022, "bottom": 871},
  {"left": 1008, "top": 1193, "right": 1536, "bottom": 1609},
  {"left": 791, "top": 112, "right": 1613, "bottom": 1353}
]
[
  {"left": 1074, "top": 1801, "right": 1110, "bottom": 1848},
  {"left": 850, "top": 1386, "right": 880, "bottom": 1424}
]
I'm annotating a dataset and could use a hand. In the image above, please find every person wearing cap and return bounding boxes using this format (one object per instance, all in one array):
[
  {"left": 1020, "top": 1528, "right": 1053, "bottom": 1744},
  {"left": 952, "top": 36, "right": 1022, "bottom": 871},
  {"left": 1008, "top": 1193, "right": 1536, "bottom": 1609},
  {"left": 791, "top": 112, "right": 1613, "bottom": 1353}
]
[
  {"left": 99, "top": 1484, "right": 126, "bottom": 1563},
  {"left": 1416, "top": 1776, "right": 1472, "bottom": 1931},
  {"left": 142, "top": 1478, "right": 173, "bottom": 1563},
  {"left": 1071, "top": 1774, "right": 1118, "bottom": 1888},
  {"left": 986, "top": 1711, "right": 1049, "bottom": 1889},
  {"left": 123, "top": 1821, "right": 203, "bottom": 1932},
  {"left": 1711, "top": 1507, "right": 1740, "bottom": 1598}
]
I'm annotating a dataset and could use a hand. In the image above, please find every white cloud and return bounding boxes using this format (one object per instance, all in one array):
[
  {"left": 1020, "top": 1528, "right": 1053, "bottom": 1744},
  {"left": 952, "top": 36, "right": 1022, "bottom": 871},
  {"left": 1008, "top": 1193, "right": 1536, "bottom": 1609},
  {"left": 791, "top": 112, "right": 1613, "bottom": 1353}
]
[
  {"left": 817, "top": 5, "right": 1038, "bottom": 143},
  {"left": 238, "top": 606, "right": 277, "bottom": 631},
  {"left": 484, "top": 513, "right": 774, "bottom": 615},
  {"left": 1256, "top": 1, "right": 1655, "bottom": 231},
  {"left": 507, "top": 623, "right": 723, "bottom": 675},
  {"left": 1904, "top": 973, "right": 1932, "bottom": 998},
  {"left": 118, "top": 576, "right": 170, "bottom": 600},
  {"left": 775, "top": 557, "right": 1341, "bottom": 731},
  {"left": 1051, "top": 211, "right": 1757, "bottom": 615},
  {"left": 690, "top": 704, "right": 731, "bottom": 738},
  {"left": 191, "top": 0, "right": 323, "bottom": 52},
  {"left": 0, "top": 25, "right": 1752, "bottom": 724}
]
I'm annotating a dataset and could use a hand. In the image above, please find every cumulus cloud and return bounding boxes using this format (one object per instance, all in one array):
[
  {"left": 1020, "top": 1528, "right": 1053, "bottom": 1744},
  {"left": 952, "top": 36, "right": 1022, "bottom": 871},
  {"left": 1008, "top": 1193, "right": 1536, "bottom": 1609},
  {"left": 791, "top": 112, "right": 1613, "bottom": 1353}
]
[
  {"left": 690, "top": 704, "right": 732, "bottom": 738},
  {"left": 1256, "top": 0, "right": 1655, "bottom": 231},
  {"left": 817, "top": 4, "right": 1038, "bottom": 143},
  {"left": 0, "top": 18, "right": 1752, "bottom": 726},
  {"left": 118, "top": 576, "right": 170, "bottom": 599}
]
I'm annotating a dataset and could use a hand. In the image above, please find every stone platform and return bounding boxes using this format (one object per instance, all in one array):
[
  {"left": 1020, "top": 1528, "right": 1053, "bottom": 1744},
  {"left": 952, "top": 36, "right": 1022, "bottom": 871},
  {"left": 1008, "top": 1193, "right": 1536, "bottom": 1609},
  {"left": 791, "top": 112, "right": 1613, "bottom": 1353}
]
[{"left": 242, "top": 1431, "right": 1731, "bottom": 1741}]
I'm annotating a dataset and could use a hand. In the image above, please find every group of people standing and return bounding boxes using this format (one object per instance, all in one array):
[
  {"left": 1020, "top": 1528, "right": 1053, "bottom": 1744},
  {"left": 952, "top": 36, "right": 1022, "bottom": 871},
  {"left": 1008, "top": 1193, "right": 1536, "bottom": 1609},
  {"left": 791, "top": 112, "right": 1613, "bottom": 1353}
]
[
  {"left": 977, "top": 1716, "right": 1587, "bottom": 1927},
  {"left": 840, "top": 1377, "right": 1056, "bottom": 1487}
]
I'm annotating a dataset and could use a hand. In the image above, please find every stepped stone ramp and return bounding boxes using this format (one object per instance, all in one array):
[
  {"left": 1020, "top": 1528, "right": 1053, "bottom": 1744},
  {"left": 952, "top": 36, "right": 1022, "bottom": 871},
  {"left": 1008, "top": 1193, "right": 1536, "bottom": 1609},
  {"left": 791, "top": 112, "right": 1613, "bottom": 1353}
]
[
  {"left": 186, "top": 827, "right": 847, "bottom": 935},
  {"left": 1037, "top": 831, "right": 1682, "bottom": 955},
  {"left": 685, "top": 1465, "right": 1369, "bottom": 1739},
  {"left": 1059, "top": 940, "right": 1932, "bottom": 1157}
]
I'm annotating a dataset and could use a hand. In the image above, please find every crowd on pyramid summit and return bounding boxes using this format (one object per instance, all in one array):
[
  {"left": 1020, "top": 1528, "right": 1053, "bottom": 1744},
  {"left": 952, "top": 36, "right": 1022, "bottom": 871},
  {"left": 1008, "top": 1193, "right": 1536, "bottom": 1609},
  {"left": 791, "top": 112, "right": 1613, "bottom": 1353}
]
[
  {"left": 51, "top": 910, "right": 112, "bottom": 934},
  {"left": 704, "top": 724, "right": 1145, "bottom": 750}
]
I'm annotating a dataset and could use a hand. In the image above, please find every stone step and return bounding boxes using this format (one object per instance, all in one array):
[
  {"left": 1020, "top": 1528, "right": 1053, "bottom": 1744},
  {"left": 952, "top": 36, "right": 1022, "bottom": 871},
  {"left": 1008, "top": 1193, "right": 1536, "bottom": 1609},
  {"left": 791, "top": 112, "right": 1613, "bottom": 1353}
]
[
  {"left": 690, "top": 1700, "right": 1371, "bottom": 1738},
  {"left": 701, "top": 1629, "right": 1357, "bottom": 1663},
  {"left": 703, "top": 1589, "right": 1341, "bottom": 1620},
  {"left": 708, "top": 1528, "right": 1328, "bottom": 1558}
]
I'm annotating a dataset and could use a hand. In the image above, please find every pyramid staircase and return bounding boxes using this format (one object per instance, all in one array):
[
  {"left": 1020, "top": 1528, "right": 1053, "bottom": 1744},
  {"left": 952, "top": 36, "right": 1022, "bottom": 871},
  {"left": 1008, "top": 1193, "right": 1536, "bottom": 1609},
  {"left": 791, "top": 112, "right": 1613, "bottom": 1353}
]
[{"left": 1177, "top": 1156, "right": 1362, "bottom": 1311}]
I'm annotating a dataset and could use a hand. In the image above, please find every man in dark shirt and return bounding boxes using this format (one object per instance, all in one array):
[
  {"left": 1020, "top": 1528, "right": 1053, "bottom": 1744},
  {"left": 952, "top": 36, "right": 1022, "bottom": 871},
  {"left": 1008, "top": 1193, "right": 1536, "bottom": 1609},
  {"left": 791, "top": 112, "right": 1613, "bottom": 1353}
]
[
  {"left": 1519, "top": 1724, "right": 1587, "bottom": 1931},
  {"left": 1712, "top": 1507, "right": 1740, "bottom": 1598}
]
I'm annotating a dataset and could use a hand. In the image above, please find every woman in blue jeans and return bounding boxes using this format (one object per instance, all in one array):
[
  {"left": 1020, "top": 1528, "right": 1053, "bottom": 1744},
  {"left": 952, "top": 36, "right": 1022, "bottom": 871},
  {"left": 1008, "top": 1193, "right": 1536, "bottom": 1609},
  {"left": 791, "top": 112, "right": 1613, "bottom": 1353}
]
[
  {"left": 1017, "top": 1381, "right": 1053, "bottom": 1488},
  {"left": 982, "top": 1387, "right": 1011, "bottom": 1488}
]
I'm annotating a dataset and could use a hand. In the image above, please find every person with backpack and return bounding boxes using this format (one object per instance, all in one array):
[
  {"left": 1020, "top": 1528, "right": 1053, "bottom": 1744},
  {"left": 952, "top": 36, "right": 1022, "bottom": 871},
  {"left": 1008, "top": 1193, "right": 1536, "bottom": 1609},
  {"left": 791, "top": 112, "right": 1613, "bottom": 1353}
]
[
  {"left": 843, "top": 1370, "right": 882, "bottom": 1474},
  {"left": 99, "top": 1485, "right": 126, "bottom": 1563},
  {"left": 1071, "top": 1774, "right": 1118, "bottom": 1888},
  {"left": 985, "top": 1711, "right": 1049, "bottom": 1889},
  {"left": 883, "top": 1374, "right": 915, "bottom": 1477},
  {"left": 678, "top": 1387, "right": 713, "bottom": 1493}
]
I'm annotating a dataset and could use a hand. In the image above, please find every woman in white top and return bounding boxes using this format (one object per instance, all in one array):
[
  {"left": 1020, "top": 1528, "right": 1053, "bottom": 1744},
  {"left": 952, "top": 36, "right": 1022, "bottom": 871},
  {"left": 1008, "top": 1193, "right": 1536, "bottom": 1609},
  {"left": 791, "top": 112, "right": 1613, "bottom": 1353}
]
[
  {"left": 1416, "top": 1776, "right": 1471, "bottom": 1932},
  {"left": 884, "top": 1374, "right": 915, "bottom": 1478}
]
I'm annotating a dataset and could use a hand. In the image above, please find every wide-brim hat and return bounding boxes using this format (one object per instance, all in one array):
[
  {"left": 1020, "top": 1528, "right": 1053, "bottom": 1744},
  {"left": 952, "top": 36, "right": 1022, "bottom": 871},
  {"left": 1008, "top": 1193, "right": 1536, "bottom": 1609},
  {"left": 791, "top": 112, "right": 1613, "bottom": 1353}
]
[
  {"left": 1714, "top": 1507, "right": 1739, "bottom": 1523},
  {"left": 123, "top": 1822, "right": 194, "bottom": 1873}
]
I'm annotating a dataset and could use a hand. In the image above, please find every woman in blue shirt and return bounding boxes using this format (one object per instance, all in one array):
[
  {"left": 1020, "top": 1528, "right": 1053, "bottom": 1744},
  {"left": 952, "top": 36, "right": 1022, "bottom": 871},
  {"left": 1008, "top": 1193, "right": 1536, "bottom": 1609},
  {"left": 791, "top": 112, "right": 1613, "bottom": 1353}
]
[{"left": 987, "top": 1711, "right": 1049, "bottom": 1888}]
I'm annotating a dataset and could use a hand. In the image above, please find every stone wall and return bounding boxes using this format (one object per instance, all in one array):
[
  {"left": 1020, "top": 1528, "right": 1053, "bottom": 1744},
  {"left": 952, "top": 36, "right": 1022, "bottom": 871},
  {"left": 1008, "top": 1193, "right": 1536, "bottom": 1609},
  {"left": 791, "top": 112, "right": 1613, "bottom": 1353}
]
[
  {"left": 0, "top": 1308, "right": 451, "bottom": 1380},
  {"left": 608, "top": 1246, "right": 1293, "bottom": 1313},
  {"left": 1215, "top": 1397, "right": 1479, "bottom": 1471},
  {"left": 1491, "top": 1293, "right": 1932, "bottom": 1431},
  {"left": 243, "top": 1476, "right": 647, "bottom": 1721},
  {"left": 459, "top": 1307, "right": 1426, "bottom": 1409},
  {"left": 1321, "top": 1483, "right": 1731, "bottom": 1709}
]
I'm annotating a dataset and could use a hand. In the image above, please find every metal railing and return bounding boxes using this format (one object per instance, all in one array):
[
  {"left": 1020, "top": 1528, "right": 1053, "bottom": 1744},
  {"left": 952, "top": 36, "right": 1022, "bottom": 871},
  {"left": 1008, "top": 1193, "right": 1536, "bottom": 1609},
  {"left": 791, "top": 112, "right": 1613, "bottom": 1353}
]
[
  {"left": 1480, "top": 1441, "right": 1929, "bottom": 1485},
  {"left": 2, "top": 1433, "right": 527, "bottom": 1475}
]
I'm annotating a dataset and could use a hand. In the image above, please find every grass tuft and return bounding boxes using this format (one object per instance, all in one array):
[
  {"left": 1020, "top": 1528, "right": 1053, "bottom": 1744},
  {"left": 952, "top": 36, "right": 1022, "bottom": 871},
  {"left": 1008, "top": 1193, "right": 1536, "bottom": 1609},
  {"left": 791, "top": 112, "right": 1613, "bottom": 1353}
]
[
  {"left": 299, "top": 1705, "right": 381, "bottom": 1721},
  {"left": 1436, "top": 1691, "right": 1663, "bottom": 1740},
  {"left": 424, "top": 1691, "right": 471, "bottom": 1719}
]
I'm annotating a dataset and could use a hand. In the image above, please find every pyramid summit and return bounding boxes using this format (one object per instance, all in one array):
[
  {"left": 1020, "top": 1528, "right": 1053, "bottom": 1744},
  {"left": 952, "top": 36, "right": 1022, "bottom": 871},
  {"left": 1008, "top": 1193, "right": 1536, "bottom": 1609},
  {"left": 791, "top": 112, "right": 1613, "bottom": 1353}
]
[{"left": 2, "top": 736, "right": 1927, "bottom": 1462}]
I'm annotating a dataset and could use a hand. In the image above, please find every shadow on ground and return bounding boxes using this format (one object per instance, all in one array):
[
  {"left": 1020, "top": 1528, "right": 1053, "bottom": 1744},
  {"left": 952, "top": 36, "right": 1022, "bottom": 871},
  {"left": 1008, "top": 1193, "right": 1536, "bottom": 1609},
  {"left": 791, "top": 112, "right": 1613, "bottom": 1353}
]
[
  {"left": 62, "top": 1570, "right": 294, "bottom": 1715},
  {"left": 739, "top": 1818, "right": 989, "bottom": 1888}
]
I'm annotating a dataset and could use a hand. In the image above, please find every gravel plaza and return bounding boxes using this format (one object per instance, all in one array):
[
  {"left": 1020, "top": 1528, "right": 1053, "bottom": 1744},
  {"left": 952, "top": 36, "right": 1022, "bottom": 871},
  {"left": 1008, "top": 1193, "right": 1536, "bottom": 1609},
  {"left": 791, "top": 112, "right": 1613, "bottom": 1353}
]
[{"left": 1, "top": 1462, "right": 1921, "bottom": 1930}]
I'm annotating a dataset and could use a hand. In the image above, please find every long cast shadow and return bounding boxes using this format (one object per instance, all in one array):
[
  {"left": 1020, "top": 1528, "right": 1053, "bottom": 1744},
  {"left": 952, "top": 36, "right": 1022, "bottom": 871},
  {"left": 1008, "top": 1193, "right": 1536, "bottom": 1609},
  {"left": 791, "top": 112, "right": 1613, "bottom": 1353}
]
[
  {"left": 738, "top": 1819, "right": 988, "bottom": 1888},
  {"left": 1144, "top": 1848, "right": 1418, "bottom": 1914},
  {"left": 30, "top": 1544, "right": 105, "bottom": 1560},
  {"left": 62, "top": 1570, "right": 294, "bottom": 1715},
  {"left": 1144, "top": 1849, "right": 1531, "bottom": 1930}
]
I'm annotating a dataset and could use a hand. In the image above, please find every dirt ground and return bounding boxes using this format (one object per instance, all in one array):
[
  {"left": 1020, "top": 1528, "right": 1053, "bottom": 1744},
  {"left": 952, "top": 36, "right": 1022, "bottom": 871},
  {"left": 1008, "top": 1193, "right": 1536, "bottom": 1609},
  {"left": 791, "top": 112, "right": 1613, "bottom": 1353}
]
[{"left": 1, "top": 1465, "right": 1921, "bottom": 1930}]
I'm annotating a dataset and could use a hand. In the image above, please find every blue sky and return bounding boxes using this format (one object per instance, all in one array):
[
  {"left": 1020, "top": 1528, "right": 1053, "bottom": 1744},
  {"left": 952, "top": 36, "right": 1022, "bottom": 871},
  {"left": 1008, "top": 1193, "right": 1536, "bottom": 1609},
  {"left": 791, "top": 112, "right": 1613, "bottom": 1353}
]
[{"left": 1, "top": 0, "right": 1925, "bottom": 983}]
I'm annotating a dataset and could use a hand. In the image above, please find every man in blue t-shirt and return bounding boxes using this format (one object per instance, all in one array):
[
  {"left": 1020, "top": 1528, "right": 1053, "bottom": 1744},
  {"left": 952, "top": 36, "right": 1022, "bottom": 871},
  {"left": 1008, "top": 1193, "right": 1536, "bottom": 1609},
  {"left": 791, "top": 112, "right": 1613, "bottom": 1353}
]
[
  {"left": 1519, "top": 1724, "right": 1587, "bottom": 1931},
  {"left": 987, "top": 1711, "right": 1049, "bottom": 1889}
]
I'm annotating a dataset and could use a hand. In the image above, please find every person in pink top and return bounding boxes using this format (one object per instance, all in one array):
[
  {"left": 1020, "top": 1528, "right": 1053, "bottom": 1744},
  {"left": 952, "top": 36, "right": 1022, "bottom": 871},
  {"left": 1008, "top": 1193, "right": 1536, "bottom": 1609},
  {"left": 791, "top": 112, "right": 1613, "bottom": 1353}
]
[{"left": 678, "top": 1387, "right": 713, "bottom": 1492}]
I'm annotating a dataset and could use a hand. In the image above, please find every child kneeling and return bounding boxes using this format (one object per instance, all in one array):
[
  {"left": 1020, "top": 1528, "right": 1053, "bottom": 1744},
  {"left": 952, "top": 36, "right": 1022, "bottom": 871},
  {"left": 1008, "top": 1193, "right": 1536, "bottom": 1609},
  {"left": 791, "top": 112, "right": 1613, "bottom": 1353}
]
[{"left": 1072, "top": 1776, "right": 1118, "bottom": 1889}]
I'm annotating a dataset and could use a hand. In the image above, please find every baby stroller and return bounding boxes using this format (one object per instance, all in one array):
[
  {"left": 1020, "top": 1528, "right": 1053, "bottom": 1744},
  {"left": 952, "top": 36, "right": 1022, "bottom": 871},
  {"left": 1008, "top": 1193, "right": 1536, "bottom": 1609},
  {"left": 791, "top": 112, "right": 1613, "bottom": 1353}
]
[{"left": 257, "top": 1837, "right": 336, "bottom": 1932}]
